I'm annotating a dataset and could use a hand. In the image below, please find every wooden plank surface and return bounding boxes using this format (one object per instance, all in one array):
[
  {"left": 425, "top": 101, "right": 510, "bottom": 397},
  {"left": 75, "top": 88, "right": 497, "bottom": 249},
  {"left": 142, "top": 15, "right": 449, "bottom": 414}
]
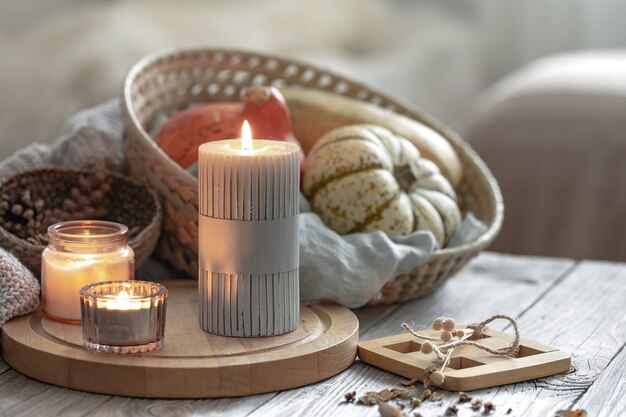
[
  {"left": 3, "top": 252, "right": 625, "bottom": 417},
  {"left": 575, "top": 342, "right": 626, "bottom": 417},
  {"left": 426, "top": 260, "right": 626, "bottom": 417},
  {"left": 246, "top": 252, "right": 577, "bottom": 417}
]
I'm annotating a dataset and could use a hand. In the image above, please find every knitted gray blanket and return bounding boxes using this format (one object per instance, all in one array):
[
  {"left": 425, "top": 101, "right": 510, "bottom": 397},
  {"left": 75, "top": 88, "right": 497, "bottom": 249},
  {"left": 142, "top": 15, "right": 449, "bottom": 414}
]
[{"left": 0, "top": 247, "right": 40, "bottom": 328}]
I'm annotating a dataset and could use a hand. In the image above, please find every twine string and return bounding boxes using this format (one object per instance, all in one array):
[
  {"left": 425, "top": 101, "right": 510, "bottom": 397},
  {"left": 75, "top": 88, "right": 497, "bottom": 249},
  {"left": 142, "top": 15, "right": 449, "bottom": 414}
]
[
  {"left": 403, "top": 314, "right": 520, "bottom": 357},
  {"left": 401, "top": 314, "right": 521, "bottom": 387}
]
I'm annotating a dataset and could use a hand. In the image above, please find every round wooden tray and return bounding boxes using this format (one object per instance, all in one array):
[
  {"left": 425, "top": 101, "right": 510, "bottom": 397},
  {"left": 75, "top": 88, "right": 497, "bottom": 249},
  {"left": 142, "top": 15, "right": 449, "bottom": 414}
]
[{"left": 1, "top": 281, "right": 359, "bottom": 398}]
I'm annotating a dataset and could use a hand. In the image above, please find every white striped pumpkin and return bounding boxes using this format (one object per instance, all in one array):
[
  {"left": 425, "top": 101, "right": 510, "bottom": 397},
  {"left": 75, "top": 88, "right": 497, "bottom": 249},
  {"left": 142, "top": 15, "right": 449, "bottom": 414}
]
[{"left": 302, "top": 124, "right": 461, "bottom": 247}]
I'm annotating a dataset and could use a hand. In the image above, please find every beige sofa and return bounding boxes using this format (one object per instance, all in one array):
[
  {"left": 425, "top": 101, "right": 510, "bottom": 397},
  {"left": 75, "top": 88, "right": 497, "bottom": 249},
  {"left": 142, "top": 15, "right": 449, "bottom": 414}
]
[{"left": 466, "top": 52, "right": 626, "bottom": 261}]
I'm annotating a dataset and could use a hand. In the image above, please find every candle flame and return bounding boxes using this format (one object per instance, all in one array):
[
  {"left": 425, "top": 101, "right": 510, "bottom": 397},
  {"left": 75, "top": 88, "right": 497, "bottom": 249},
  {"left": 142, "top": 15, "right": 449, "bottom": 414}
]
[
  {"left": 102, "top": 287, "right": 150, "bottom": 310},
  {"left": 241, "top": 120, "right": 253, "bottom": 151}
]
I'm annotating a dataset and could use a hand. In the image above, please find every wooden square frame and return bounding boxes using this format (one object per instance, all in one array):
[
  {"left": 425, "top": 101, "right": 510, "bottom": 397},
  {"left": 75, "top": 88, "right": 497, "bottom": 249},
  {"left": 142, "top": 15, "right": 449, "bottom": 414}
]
[{"left": 358, "top": 328, "right": 571, "bottom": 391}]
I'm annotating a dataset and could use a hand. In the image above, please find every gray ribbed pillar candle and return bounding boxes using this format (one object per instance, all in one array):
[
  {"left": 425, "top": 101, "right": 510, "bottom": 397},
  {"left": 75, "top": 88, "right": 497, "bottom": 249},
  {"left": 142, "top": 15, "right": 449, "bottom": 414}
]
[{"left": 198, "top": 131, "right": 300, "bottom": 337}]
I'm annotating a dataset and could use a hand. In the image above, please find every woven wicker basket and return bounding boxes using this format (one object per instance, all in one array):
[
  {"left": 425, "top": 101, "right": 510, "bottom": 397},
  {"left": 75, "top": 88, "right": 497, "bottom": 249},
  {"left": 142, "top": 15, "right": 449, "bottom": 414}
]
[
  {"left": 0, "top": 169, "right": 162, "bottom": 277},
  {"left": 122, "top": 48, "right": 503, "bottom": 305}
]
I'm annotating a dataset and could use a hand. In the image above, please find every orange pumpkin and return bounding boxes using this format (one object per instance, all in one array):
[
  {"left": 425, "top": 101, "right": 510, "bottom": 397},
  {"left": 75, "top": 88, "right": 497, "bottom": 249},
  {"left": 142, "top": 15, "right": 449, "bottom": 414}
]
[
  {"left": 154, "top": 103, "right": 241, "bottom": 168},
  {"left": 154, "top": 86, "right": 304, "bottom": 169}
]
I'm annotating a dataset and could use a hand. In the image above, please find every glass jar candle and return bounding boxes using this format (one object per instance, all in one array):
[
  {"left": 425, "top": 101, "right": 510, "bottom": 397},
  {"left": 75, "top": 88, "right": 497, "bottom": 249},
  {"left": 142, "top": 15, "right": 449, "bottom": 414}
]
[{"left": 41, "top": 220, "right": 134, "bottom": 323}]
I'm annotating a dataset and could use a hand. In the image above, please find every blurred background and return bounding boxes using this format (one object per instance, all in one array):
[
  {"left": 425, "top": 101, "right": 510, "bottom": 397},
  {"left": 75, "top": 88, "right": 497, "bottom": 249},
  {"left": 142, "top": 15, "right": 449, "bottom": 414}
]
[{"left": 1, "top": 0, "right": 625, "bottom": 260}]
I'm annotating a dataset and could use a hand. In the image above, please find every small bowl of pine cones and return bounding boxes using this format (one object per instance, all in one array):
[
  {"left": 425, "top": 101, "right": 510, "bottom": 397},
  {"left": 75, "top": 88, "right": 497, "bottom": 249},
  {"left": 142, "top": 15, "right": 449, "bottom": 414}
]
[{"left": 0, "top": 168, "right": 162, "bottom": 277}]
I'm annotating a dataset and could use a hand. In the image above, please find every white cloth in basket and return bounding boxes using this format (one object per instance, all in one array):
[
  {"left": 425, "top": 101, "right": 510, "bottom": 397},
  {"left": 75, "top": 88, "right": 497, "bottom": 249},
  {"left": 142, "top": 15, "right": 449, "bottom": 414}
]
[{"left": 0, "top": 100, "right": 485, "bottom": 313}]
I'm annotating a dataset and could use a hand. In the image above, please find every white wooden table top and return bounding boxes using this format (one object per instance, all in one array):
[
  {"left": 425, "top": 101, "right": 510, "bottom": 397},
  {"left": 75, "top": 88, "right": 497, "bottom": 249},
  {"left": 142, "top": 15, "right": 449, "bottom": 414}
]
[{"left": 1, "top": 251, "right": 624, "bottom": 417}]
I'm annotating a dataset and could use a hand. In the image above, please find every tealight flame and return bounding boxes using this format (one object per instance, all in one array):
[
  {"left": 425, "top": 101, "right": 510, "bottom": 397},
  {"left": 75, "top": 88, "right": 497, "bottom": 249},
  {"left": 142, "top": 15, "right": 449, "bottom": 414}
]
[
  {"left": 241, "top": 120, "right": 253, "bottom": 151},
  {"left": 102, "top": 287, "right": 150, "bottom": 310},
  {"left": 103, "top": 289, "right": 132, "bottom": 310}
]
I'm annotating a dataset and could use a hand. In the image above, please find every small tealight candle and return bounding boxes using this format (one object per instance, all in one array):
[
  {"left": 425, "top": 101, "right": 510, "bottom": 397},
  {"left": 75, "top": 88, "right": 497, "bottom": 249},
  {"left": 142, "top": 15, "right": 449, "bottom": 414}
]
[{"left": 80, "top": 281, "right": 167, "bottom": 354}]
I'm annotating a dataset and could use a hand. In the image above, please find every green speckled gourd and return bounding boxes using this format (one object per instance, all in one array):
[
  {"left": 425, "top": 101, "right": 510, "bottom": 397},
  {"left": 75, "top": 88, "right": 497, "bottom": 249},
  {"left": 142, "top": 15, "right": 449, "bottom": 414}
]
[{"left": 302, "top": 124, "right": 461, "bottom": 247}]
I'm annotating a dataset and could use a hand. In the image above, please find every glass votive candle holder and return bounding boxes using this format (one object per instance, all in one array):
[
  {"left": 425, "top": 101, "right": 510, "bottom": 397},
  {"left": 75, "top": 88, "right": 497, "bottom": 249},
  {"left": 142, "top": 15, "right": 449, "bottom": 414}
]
[
  {"left": 42, "top": 220, "right": 135, "bottom": 324},
  {"left": 80, "top": 280, "right": 167, "bottom": 354}
]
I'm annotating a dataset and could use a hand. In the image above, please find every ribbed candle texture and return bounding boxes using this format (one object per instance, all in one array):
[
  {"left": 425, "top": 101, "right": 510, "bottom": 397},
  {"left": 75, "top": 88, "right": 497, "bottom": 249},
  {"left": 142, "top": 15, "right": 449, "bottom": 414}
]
[{"left": 198, "top": 139, "right": 300, "bottom": 336}]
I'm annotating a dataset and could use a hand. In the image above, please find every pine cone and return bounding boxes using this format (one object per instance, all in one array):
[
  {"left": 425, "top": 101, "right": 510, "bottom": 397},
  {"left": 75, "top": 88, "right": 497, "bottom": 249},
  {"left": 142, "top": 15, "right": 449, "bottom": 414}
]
[
  {"left": 59, "top": 171, "right": 112, "bottom": 221},
  {"left": 0, "top": 190, "right": 47, "bottom": 240},
  {"left": 1, "top": 171, "right": 115, "bottom": 245}
]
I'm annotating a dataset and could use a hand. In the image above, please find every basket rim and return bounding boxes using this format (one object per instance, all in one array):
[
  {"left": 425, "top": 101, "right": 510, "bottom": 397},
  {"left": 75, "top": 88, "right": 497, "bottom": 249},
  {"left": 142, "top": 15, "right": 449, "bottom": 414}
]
[
  {"left": 122, "top": 47, "right": 503, "bottom": 256},
  {"left": 0, "top": 167, "right": 163, "bottom": 251}
]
